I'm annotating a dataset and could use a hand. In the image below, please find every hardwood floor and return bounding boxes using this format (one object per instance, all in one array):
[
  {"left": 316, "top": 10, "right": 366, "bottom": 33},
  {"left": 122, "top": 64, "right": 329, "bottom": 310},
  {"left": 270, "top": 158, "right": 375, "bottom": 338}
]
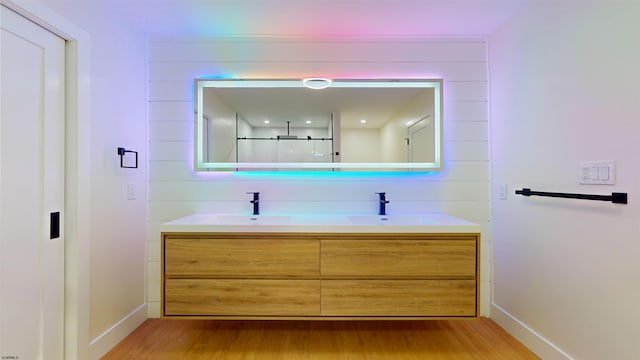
[{"left": 101, "top": 318, "right": 538, "bottom": 359}]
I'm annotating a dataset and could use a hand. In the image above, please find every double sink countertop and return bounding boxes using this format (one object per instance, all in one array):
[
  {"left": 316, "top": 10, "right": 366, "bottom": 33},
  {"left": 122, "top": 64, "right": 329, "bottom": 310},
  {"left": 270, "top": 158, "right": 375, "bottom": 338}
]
[{"left": 161, "top": 213, "right": 481, "bottom": 233}]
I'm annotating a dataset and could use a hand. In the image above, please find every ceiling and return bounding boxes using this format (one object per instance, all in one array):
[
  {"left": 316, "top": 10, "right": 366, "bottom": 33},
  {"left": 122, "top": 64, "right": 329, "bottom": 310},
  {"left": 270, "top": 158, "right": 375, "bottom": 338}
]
[{"left": 58, "top": 0, "right": 528, "bottom": 37}]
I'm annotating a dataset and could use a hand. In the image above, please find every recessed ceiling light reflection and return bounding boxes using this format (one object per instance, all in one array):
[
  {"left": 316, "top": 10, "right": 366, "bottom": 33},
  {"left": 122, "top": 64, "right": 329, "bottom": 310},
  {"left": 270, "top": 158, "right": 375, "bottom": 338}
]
[
  {"left": 302, "top": 78, "right": 332, "bottom": 90},
  {"left": 264, "top": 120, "right": 270, "bottom": 124},
  {"left": 360, "top": 119, "right": 367, "bottom": 124},
  {"left": 306, "top": 120, "right": 311, "bottom": 124}
]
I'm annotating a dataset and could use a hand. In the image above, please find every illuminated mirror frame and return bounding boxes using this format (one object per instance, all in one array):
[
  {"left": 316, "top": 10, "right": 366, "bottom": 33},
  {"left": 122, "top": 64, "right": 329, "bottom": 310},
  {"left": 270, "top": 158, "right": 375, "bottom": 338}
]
[{"left": 194, "top": 79, "right": 443, "bottom": 171}]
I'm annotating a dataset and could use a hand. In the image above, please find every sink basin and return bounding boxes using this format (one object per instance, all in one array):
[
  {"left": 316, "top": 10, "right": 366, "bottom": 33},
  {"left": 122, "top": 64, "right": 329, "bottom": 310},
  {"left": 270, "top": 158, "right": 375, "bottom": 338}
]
[
  {"left": 347, "top": 215, "right": 425, "bottom": 225},
  {"left": 216, "top": 214, "right": 291, "bottom": 225}
]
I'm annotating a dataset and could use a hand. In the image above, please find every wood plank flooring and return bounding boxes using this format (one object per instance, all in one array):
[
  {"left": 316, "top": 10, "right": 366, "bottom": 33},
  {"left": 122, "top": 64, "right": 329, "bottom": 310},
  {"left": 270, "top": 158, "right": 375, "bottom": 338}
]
[{"left": 101, "top": 318, "right": 539, "bottom": 359}]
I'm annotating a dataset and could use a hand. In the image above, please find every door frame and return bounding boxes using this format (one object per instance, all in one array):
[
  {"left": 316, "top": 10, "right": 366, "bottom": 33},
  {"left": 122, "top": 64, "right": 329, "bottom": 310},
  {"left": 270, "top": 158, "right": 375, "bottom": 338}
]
[{"left": 1, "top": 1, "right": 91, "bottom": 358}]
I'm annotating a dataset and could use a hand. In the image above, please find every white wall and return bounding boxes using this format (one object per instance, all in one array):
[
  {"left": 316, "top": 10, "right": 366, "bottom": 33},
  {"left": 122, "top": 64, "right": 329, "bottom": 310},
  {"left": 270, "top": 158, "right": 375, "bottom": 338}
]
[
  {"left": 381, "top": 90, "right": 435, "bottom": 163},
  {"left": 36, "top": 1, "right": 148, "bottom": 358},
  {"left": 489, "top": 1, "right": 640, "bottom": 359},
  {"left": 341, "top": 127, "right": 381, "bottom": 162},
  {"left": 203, "top": 90, "right": 237, "bottom": 162},
  {"left": 147, "top": 37, "right": 491, "bottom": 317}
]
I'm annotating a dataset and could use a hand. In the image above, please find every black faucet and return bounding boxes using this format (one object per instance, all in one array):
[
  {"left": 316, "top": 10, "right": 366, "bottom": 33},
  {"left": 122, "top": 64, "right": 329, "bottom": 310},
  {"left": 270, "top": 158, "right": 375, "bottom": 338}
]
[
  {"left": 247, "top": 192, "right": 260, "bottom": 215},
  {"left": 376, "top": 192, "right": 389, "bottom": 216}
]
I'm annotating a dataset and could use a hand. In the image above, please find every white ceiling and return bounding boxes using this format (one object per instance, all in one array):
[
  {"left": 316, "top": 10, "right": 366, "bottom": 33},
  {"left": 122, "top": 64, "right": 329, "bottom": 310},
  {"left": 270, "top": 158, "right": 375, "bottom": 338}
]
[{"left": 69, "top": 0, "right": 527, "bottom": 37}]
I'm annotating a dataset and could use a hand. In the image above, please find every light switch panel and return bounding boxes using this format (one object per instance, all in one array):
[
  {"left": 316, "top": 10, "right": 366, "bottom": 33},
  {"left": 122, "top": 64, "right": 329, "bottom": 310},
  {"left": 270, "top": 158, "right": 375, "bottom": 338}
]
[
  {"left": 599, "top": 166, "right": 609, "bottom": 180},
  {"left": 579, "top": 161, "right": 615, "bottom": 185},
  {"left": 497, "top": 184, "right": 507, "bottom": 200},
  {"left": 127, "top": 183, "right": 136, "bottom": 200}
]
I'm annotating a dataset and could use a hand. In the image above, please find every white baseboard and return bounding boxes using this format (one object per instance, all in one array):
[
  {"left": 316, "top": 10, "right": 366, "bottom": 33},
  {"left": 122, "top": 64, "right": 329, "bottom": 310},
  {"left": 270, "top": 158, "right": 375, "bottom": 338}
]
[
  {"left": 491, "top": 303, "right": 574, "bottom": 360},
  {"left": 89, "top": 303, "right": 147, "bottom": 359}
]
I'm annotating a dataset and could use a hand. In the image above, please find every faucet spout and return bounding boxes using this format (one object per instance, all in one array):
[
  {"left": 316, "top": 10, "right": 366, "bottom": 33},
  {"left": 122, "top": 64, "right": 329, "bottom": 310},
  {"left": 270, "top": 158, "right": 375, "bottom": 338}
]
[
  {"left": 376, "top": 192, "right": 390, "bottom": 216},
  {"left": 247, "top": 192, "right": 260, "bottom": 215}
]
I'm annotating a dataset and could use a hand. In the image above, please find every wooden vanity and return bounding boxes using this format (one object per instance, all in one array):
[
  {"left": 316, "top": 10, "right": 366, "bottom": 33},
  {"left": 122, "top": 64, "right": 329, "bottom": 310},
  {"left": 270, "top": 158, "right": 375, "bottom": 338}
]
[{"left": 161, "top": 222, "right": 480, "bottom": 319}]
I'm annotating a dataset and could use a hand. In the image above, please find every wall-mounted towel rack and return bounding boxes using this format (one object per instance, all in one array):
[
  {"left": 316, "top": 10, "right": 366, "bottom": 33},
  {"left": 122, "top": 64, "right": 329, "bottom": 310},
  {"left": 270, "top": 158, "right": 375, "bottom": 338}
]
[
  {"left": 117, "top": 147, "right": 138, "bottom": 169},
  {"left": 515, "top": 188, "right": 628, "bottom": 204}
]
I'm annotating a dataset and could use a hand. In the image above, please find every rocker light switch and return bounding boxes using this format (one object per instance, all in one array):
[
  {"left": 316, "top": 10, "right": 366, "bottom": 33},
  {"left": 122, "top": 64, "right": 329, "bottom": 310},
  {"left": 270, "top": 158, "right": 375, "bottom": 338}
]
[{"left": 579, "top": 161, "right": 615, "bottom": 185}]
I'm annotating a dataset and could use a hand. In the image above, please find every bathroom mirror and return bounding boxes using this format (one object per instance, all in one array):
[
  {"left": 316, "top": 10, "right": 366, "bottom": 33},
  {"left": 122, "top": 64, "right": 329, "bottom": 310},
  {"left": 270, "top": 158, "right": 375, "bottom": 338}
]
[{"left": 194, "top": 79, "right": 442, "bottom": 171}]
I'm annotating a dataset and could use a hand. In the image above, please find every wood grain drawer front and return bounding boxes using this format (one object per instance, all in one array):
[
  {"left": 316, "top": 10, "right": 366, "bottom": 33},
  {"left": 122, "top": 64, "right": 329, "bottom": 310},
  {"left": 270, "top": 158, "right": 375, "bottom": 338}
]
[
  {"left": 321, "top": 239, "right": 477, "bottom": 278},
  {"left": 321, "top": 280, "right": 476, "bottom": 317},
  {"left": 164, "top": 279, "right": 320, "bottom": 316},
  {"left": 164, "top": 238, "right": 319, "bottom": 277}
]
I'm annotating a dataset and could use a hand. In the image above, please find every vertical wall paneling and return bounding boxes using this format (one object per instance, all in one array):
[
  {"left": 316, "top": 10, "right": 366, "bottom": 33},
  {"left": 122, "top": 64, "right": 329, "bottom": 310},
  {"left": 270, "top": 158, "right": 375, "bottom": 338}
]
[{"left": 147, "top": 37, "right": 490, "bottom": 317}]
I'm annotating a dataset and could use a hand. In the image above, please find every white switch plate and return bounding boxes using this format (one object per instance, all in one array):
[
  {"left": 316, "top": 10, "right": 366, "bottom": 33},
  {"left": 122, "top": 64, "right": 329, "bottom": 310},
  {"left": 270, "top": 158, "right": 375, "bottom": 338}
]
[
  {"left": 497, "top": 184, "right": 507, "bottom": 200},
  {"left": 127, "top": 183, "right": 136, "bottom": 200},
  {"left": 579, "top": 161, "right": 615, "bottom": 185}
]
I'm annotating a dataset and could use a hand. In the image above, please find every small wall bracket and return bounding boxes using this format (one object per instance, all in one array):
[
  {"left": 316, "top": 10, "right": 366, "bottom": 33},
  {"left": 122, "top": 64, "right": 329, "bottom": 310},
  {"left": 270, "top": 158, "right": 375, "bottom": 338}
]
[{"left": 117, "top": 147, "right": 138, "bottom": 169}]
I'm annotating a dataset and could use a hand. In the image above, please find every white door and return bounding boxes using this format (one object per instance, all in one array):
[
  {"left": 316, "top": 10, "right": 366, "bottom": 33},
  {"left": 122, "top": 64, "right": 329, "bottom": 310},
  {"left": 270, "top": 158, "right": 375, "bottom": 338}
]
[
  {"left": 1, "top": 6, "right": 66, "bottom": 360},
  {"left": 407, "top": 116, "right": 434, "bottom": 163}
]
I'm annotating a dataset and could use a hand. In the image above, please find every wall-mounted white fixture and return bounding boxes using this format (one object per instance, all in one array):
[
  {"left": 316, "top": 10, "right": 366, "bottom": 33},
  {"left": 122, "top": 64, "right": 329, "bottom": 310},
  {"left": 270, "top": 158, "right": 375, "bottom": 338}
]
[
  {"left": 302, "top": 78, "right": 332, "bottom": 90},
  {"left": 578, "top": 160, "right": 615, "bottom": 185}
]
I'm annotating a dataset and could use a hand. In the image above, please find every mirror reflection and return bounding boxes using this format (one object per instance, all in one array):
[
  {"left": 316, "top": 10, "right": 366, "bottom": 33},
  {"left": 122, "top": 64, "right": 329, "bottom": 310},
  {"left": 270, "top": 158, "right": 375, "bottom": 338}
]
[{"left": 194, "top": 79, "right": 442, "bottom": 171}]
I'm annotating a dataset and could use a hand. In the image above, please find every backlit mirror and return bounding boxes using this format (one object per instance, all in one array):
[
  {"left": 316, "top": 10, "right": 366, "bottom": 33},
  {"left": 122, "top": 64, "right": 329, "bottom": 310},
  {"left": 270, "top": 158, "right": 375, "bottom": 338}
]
[{"left": 194, "top": 79, "right": 442, "bottom": 171}]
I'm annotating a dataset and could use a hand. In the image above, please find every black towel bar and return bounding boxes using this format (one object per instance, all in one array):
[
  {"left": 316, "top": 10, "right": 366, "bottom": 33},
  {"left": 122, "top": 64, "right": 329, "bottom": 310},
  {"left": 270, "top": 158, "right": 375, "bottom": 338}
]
[{"left": 515, "top": 188, "right": 627, "bottom": 204}]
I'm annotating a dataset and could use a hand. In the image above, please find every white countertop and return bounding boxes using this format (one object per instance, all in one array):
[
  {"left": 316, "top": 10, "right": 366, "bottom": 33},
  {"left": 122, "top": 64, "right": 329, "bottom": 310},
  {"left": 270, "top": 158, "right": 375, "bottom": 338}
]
[{"left": 160, "top": 213, "right": 481, "bottom": 233}]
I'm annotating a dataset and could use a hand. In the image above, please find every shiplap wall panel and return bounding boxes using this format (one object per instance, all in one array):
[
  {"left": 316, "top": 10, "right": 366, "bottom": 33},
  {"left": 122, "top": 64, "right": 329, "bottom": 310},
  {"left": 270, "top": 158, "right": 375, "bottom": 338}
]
[
  {"left": 149, "top": 38, "right": 487, "bottom": 62},
  {"left": 445, "top": 81, "right": 488, "bottom": 101},
  {"left": 149, "top": 121, "right": 193, "bottom": 141},
  {"left": 147, "top": 37, "right": 491, "bottom": 317},
  {"left": 149, "top": 161, "right": 193, "bottom": 181},
  {"left": 148, "top": 101, "right": 193, "bottom": 121},
  {"left": 446, "top": 101, "right": 488, "bottom": 120},
  {"left": 149, "top": 180, "right": 489, "bottom": 202},
  {"left": 148, "top": 61, "right": 488, "bottom": 82},
  {"left": 148, "top": 81, "right": 193, "bottom": 102},
  {"left": 446, "top": 141, "right": 489, "bottom": 161},
  {"left": 148, "top": 141, "right": 192, "bottom": 161},
  {"left": 446, "top": 121, "right": 489, "bottom": 141}
]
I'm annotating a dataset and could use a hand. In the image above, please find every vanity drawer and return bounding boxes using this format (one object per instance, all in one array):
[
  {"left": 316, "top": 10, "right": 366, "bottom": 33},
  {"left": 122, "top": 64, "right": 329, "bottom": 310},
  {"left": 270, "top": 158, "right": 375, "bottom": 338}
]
[
  {"left": 321, "top": 239, "right": 477, "bottom": 278},
  {"left": 321, "top": 279, "right": 476, "bottom": 317},
  {"left": 164, "top": 237, "right": 319, "bottom": 277},
  {"left": 164, "top": 279, "right": 320, "bottom": 316}
]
